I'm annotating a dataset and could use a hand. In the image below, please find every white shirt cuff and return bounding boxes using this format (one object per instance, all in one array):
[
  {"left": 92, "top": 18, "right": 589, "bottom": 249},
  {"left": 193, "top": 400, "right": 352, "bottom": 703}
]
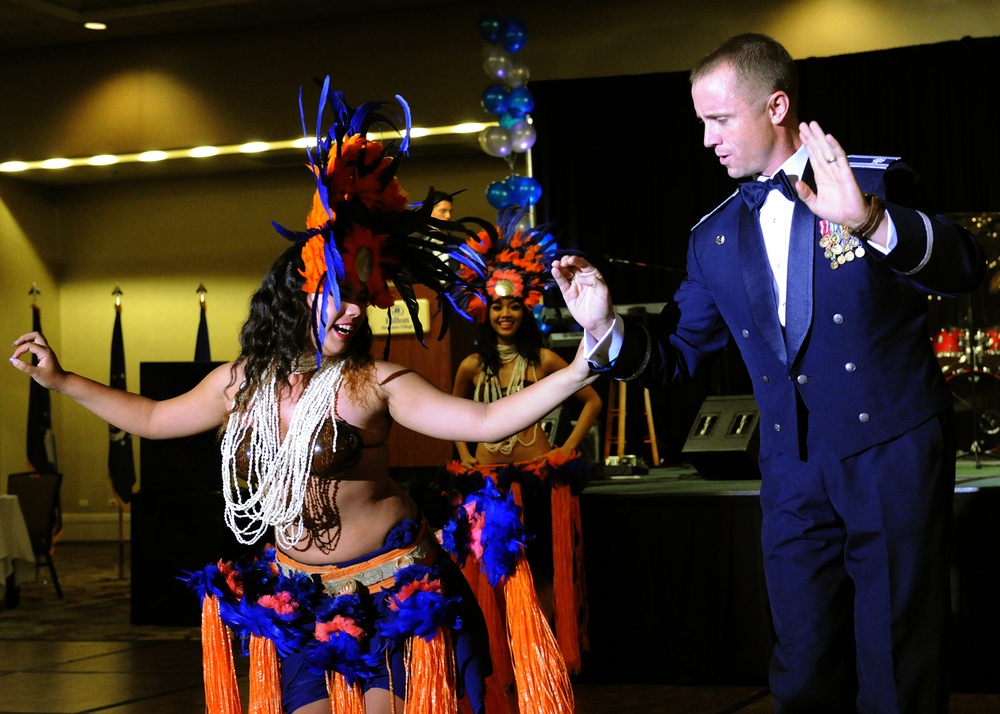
[
  {"left": 866, "top": 211, "right": 897, "bottom": 255},
  {"left": 584, "top": 315, "right": 623, "bottom": 368}
]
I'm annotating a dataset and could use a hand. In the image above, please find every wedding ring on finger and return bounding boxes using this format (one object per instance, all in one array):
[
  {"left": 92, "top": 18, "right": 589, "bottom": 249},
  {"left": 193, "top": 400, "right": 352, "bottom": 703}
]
[{"left": 826, "top": 156, "right": 837, "bottom": 164}]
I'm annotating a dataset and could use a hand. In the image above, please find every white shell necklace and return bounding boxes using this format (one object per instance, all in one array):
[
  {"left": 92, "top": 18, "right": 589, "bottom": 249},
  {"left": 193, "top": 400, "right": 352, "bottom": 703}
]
[
  {"left": 220, "top": 357, "right": 345, "bottom": 549},
  {"left": 475, "top": 347, "right": 539, "bottom": 454}
]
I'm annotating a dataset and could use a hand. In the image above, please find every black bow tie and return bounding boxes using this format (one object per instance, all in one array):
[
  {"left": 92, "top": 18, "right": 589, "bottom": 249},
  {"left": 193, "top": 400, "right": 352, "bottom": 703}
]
[{"left": 740, "top": 170, "right": 796, "bottom": 210}]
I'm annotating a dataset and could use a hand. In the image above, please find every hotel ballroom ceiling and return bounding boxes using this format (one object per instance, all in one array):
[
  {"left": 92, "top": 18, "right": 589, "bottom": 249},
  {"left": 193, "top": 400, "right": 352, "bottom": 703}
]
[
  {"left": 0, "top": 0, "right": 457, "bottom": 49},
  {"left": 0, "top": 0, "right": 479, "bottom": 184}
]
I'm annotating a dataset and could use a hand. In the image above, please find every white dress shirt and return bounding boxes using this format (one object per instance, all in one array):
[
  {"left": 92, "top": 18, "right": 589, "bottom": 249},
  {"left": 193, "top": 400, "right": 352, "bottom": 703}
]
[{"left": 585, "top": 147, "right": 897, "bottom": 364}]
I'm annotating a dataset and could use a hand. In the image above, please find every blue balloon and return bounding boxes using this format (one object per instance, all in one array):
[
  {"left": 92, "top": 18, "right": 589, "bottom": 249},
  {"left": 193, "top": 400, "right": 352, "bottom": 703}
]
[
  {"left": 513, "top": 176, "right": 542, "bottom": 207},
  {"left": 506, "top": 87, "right": 535, "bottom": 119},
  {"left": 481, "top": 84, "right": 511, "bottom": 116},
  {"left": 501, "top": 16, "right": 528, "bottom": 53},
  {"left": 498, "top": 112, "right": 518, "bottom": 129},
  {"left": 533, "top": 304, "right": 552, "bottom": 334},
  {"left": 486, "top": 180, "right": 513, "bottom": 210},
  {"left": 477, "top": 13, "right": 502, "bottom": 42}
]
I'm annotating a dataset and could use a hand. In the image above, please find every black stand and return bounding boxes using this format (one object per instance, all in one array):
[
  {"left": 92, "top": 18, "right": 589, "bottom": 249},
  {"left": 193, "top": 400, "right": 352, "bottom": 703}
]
[{"left": 955, "top": 300, "right": 1000, "bottom": 466}]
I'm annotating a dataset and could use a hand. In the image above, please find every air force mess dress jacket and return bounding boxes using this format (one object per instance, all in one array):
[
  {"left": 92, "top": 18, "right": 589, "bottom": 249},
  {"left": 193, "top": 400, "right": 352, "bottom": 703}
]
[{"left": 612, "top": 156, "right": 985, "bottom": 462}]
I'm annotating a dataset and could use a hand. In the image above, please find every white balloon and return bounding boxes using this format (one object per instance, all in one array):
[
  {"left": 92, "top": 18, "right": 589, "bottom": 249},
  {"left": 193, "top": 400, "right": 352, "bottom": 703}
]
[
  {"left": 482, "top": 45, "right": 511, "bottom": 81},
  {"left": 509, "top": 119, "right": 537, "bottom": 153},
  {"left": 478, "top": 126, "right": 512, "bottom": 157},
  {"left": 481, "top": 42, "right": 504, "bottom": 60},
  {"left": 505, "top": 60, "right": 530, "bottom": 88}
]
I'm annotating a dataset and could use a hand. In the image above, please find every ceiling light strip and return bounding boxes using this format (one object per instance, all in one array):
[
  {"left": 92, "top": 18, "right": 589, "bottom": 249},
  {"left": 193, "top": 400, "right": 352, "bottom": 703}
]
[{"left": 0, "top": 122, "right": 494, "bottom": 174}]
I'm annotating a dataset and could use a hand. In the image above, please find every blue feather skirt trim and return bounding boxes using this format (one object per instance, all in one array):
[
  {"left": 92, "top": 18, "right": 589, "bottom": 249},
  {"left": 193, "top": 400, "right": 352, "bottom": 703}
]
[{"left": 181, "top": 517, "right": 492, "bottom": 711}]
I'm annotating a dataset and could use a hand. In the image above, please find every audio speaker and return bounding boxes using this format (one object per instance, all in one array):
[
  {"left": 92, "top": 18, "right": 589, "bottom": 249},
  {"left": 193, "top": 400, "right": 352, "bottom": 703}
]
[
  {"left": 681, "top": 395, "right": 761, "bottom": 480},
  {"left": 133, "top": 362, "right": 255, "bottom": 625},
  {"left": 130, "top": 490, "right": 258, "bottom": 626}
]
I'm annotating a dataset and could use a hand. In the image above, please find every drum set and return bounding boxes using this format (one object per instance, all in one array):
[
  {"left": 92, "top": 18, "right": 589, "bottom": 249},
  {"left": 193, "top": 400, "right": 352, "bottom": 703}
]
[
  {"left": 932, "top": 325, "right": 1000, "bottom": 456},
  {"left": 929, "top": 211, "right": 1000, "bottom": 459}
]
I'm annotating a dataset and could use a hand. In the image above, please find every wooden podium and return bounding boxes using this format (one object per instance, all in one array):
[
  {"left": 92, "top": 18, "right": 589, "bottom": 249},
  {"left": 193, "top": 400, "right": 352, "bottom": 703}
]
[{"left": 371, "top": 284, "right": 472, "bottom": 469}]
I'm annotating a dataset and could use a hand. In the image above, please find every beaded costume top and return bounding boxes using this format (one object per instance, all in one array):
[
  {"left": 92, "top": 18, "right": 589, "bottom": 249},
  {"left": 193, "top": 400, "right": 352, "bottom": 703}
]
[{"left": 233, "top": 417, "right": 364, "bottom": 484}]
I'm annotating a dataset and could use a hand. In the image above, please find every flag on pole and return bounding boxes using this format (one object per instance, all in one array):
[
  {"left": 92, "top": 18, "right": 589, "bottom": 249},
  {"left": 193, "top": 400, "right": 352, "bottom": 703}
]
[
  {"left": 26, "top": 295, "right": 58, "bottom": 473},
  {"left": 108, "top": 288, "right": 136, "bottom": 504},
  {"left": 195, "top": 283, "right": 211, "bottom": 361}
]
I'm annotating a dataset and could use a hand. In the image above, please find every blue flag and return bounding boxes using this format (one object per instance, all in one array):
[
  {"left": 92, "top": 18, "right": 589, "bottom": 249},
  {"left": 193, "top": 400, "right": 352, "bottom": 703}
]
[
  {"left": 195, "top": 299, "right": 211, "bottom": 361},
  {"left": 109, "top": 304, "right": 136, "bottom": 504},
  {"left": 26, "top": 304, "right": 58, "bottom": 473}
]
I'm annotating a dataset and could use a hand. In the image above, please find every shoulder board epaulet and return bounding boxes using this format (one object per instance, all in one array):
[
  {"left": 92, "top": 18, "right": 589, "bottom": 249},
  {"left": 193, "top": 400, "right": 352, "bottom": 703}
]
[
  {"left": 691, "top": 188, "right": 741, "bottom": 231},
  {"left": 848, "top": 154, "right": 900, "bottom": 171}
]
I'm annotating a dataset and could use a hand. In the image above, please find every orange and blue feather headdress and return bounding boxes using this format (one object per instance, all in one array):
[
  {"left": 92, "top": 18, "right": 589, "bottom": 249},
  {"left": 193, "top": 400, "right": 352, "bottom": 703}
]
[
  {"left": 271, "top": 77, "right": 490, "bottom": 359},
  {"left": 454, "top": 204, "right": 565, "bottom": 323}
]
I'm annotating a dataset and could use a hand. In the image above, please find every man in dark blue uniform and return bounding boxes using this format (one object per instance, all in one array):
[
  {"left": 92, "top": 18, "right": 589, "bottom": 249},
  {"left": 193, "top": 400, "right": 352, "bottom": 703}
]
[{"left": 551, "top": 33, "right": 985, "bottom": 713}]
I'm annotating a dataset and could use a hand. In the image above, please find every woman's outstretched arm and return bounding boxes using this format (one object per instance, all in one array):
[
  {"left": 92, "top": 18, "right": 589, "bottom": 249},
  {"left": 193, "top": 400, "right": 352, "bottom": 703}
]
[{"left": 10, "top": 331, "right": 233, "bottom": 439}]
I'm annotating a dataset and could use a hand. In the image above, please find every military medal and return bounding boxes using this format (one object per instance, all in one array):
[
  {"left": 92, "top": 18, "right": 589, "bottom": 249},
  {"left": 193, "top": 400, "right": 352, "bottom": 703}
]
[{"left": 819, "top": 219, "right": 865, "bottom": 270}]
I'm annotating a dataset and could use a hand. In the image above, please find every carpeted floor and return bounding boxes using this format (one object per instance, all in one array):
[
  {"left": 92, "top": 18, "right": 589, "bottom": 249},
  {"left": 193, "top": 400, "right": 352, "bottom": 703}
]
[
  {"left": 0, "top": 540, "right": 200, "bottom": 642},
  {"left": 4, "top": 542, "right": 1000, "bottom": 713}
]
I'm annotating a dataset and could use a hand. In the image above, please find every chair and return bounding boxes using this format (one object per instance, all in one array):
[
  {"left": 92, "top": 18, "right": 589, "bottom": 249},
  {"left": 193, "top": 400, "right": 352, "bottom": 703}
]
[{"left": 6, "top": 471, "right": 63, "bottom": 598}]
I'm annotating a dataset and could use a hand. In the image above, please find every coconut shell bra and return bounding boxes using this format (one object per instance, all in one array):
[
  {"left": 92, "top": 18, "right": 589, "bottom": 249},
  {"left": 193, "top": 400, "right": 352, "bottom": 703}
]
[{"left": 234, "top": 418, "right": 365, "bottom": 483}]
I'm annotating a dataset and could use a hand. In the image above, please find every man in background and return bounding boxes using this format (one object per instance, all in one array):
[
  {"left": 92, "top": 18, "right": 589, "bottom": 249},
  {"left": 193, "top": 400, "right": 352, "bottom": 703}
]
[{"left": 431, "top": 190, "right": 454, "bottom": 222}]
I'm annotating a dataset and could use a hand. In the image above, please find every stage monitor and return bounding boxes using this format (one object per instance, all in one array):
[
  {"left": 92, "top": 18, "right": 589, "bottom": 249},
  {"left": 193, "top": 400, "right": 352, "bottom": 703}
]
[{"left": 681, "top": 394, "right": 761, "bottom": 480}]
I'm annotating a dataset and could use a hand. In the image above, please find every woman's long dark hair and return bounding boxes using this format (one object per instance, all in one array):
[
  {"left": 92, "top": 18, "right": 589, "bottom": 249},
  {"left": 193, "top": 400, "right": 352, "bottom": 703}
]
[
  {"left": 230, "top": 243, "right": 374, "bottom": 414},
  {"left": 475, "top": 297, "right": 543, "bottom": 376}
]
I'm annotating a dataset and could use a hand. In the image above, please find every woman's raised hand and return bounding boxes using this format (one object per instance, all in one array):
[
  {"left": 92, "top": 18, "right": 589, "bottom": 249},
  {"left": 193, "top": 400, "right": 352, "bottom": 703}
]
[{"left": 10, "top": 332, "right": 68, "bottom": 391}]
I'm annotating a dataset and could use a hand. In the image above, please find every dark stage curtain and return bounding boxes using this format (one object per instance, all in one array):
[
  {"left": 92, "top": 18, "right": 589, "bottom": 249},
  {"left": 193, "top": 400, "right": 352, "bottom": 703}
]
[
  {"left": 578, "top": 489, "right": 775, "bottom": 686},
  {"left": 577, "top": 483, "right": 1000, "bottom": 691}
]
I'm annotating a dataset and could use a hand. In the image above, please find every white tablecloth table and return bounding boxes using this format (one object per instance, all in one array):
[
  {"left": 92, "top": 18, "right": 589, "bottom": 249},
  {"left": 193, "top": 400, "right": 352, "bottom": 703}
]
[{"left": 0, "top": 494, "right": 36, "bottom": 604}]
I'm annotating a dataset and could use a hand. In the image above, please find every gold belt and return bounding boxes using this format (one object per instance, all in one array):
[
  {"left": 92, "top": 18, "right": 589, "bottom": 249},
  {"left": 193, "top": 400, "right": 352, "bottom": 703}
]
[{"left": 274, "top": 520, "right": 437, "bottom": 596}]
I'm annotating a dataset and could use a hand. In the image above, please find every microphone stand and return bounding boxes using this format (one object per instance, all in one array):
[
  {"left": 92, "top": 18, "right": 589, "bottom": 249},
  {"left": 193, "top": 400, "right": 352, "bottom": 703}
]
[{"left": 603, "top": 255, "right": 688, "bottom": 274}]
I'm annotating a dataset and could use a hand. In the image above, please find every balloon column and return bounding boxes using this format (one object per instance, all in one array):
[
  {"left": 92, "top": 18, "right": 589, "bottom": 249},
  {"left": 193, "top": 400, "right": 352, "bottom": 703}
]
[{"left": 477, "top": 13, "right": 541, "bottom": 223}]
